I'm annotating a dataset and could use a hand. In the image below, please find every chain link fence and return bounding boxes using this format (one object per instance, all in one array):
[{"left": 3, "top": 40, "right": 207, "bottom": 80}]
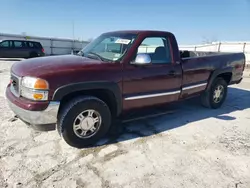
[{"left": 179, "top": 42, "right": 250, "bottom": 69}]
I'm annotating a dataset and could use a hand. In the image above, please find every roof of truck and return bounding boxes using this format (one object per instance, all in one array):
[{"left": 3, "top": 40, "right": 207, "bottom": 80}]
[{"left": 103, "top": 30, "right": 172, "bottom": 35}]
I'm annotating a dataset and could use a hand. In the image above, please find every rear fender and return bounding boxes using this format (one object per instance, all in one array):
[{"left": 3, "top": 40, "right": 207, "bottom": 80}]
[{"left": 206, "top": 67, "right": 233, "bottom": 90}]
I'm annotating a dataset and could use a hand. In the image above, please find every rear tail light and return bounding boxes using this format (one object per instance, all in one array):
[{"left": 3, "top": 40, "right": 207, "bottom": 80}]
[{"left": 42, "top": 48, "right": 45, "bottom": 53}]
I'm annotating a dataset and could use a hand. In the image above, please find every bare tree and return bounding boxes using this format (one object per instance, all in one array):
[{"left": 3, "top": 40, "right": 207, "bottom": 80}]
[
  {"left": 87, "top": 38, "right": 94, "bottom": 42},
  {"left": 201, "top": 36, "right": 218, "bottom": 44},
  {"left": 21, "top": 32, "right": 26, "bottom": 36}
]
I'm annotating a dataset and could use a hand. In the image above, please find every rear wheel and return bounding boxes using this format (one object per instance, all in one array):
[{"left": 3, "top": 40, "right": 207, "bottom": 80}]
[
  {"left": 201, "top": 78, "right": 228, "bottom": 109},
  {"left": 57, "top": 96, "right": 112, "bottom": 148}
]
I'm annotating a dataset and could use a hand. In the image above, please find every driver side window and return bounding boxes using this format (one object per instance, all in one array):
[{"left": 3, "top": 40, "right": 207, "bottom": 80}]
[{"left": 137, "top": 37, "right": 172, "bottom": 64}]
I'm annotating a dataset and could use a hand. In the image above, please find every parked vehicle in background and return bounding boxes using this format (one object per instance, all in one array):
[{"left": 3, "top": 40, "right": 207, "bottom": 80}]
[
  {"left": 0, "top": 39, "right": 45, "bottom": 58},
  {"left": 6, "top": 30, "right": 245, "bottom": 148}
]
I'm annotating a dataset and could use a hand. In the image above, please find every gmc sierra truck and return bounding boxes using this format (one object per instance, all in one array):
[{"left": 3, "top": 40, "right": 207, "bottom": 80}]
[{"left": 6, "top": 30, "right": 245, "bottom": 148}]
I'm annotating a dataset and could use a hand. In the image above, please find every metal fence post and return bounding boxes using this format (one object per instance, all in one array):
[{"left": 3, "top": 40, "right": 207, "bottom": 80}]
[
  {"left": 50, "top": 39, "right": 53, "bottom": 55},
  {"left": 72, "top": 39, "right": 75, "bottom": 54},
  {"left": 218, "top": 42, "right": 221, "bottom": 52},
  {"left": 243, "top": 42, "right": 246, "bottom": 53}
]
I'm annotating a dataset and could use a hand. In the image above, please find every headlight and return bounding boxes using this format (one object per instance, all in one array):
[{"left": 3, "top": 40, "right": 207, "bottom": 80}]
[
  {"left": 21, "top": 77, "right": 49, "bottom": 101},
  {"left": 22, "top": 76, "right": 49, "bottom": 90}
]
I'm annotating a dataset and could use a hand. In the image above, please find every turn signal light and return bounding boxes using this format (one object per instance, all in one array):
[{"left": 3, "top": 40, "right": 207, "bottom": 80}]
[
  {"left": 34, "top": 79, "right": 49, "bottom": 90},
  {"left": 33, "top": 93, "right": 44, "bottom": 100}
]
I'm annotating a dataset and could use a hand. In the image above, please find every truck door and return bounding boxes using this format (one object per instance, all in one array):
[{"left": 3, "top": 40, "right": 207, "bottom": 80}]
[{"left": 122, "top": 35, "right": 182, "bottom": 110}]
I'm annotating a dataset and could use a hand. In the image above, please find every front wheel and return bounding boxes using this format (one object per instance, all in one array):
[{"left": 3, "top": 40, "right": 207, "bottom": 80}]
[
  {"left": 57, "top": 96, "right": 112, "bottom": 148},
  {"left": 201, "top": 78, "right": 228, "bottom": 109}
]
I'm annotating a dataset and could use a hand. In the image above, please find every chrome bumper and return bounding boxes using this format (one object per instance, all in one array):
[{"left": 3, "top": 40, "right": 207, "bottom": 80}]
[{"left": 7, "top": 99, "right": 60, "bottom": 126}]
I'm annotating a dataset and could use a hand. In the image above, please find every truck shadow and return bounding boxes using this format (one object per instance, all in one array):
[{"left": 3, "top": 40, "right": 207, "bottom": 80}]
[{"left": 96, "top": 87, "right": 250, "bottom": 147}]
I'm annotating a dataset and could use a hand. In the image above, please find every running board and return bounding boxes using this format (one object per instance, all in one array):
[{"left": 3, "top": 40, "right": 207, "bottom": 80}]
[{"left": 122, "top": 110, "right": 176, "bottom": 123}]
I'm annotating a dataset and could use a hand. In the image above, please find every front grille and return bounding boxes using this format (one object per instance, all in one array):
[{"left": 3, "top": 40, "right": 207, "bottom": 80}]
[{"left": 10, "top": 73, "right": 21, "bottom": 97}]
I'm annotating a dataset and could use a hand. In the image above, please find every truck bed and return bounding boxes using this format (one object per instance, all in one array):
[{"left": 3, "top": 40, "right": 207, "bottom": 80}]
[
  {"left": 180, "top": 51, "right": 245, "bottom": 93},
  {"left": 180, "top": 50, "right": 229, "bottom": 59}
]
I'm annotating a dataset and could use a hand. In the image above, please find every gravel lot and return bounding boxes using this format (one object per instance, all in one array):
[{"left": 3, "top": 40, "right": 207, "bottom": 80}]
[{"left": 0, "top": 60, "right": 250, "bottom": 188}]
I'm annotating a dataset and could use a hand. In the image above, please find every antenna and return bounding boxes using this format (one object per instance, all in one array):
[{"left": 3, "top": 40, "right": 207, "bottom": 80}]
[
  {"left": 71, "top": 21, "right": 75, "bottom": 54},
  {"left": 72, "top": 21, "right": 75, "bottom": 40}
]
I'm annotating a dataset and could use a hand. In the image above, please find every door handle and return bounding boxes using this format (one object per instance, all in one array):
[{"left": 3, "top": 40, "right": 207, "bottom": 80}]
[{"left": 168, "top": 70, "right": 177, "bottom": 76}]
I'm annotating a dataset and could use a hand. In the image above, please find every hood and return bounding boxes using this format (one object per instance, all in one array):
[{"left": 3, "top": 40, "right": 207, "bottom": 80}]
[{"left": 11, "top": 55, "right": 108, "bottom": 77}]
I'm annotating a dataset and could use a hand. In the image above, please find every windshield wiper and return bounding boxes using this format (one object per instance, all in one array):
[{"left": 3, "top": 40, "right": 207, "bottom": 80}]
[
  {"left": 79, "top": 51, "right": 115, "bottom": 62},
  {"left": 87, "top": 52, "right": 105, "bottom": 61}
]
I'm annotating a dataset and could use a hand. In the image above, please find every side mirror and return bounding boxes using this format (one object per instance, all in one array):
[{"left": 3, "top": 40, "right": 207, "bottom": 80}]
[{"left": 131, "top": 53, "right": 151, "bottom": 66}]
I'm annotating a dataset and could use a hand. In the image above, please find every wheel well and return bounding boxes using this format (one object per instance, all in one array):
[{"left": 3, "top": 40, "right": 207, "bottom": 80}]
[
  {"left": 58, "top": 89, "right": 118, "bottom": 117},
  {"left": 217, "top": 72, "right": 232, "bottom": 84}
]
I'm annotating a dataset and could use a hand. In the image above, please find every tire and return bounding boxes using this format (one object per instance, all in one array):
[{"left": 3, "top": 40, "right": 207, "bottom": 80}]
[
  {"left": 201, "top": 77, "right": 228, "bottom": 109},
  {"left": 57, "top": 96, "right": 112, "bottom": 148}
]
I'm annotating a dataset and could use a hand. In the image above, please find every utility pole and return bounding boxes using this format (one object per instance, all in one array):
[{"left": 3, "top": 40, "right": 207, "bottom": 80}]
[
  {"left": 72, "top": 21, "right": 75, "bottom": 41},
  {"left": 72, "top": 21, "right": 75, "bottom": 54}
]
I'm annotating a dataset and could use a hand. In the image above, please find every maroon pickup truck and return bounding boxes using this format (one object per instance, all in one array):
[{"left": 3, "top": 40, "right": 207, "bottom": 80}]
[{"left": 6, "top": 30, "right": 245, "bottom": 148}]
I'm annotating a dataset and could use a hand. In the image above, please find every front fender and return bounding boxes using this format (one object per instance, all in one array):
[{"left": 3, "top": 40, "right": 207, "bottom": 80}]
[{"left": 52, "top": 81, "right": 122, "bottom": 116}]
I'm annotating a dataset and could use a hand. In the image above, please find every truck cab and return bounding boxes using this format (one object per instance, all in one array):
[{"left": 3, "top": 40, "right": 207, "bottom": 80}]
[{"left": 121, "top": 31, "right": 183, "bottom": 110}]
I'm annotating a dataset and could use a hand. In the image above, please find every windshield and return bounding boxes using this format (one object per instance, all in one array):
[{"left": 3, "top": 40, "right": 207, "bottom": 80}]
[{"left": 78, "top": 33, "right": 137, "bottom": 62}]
